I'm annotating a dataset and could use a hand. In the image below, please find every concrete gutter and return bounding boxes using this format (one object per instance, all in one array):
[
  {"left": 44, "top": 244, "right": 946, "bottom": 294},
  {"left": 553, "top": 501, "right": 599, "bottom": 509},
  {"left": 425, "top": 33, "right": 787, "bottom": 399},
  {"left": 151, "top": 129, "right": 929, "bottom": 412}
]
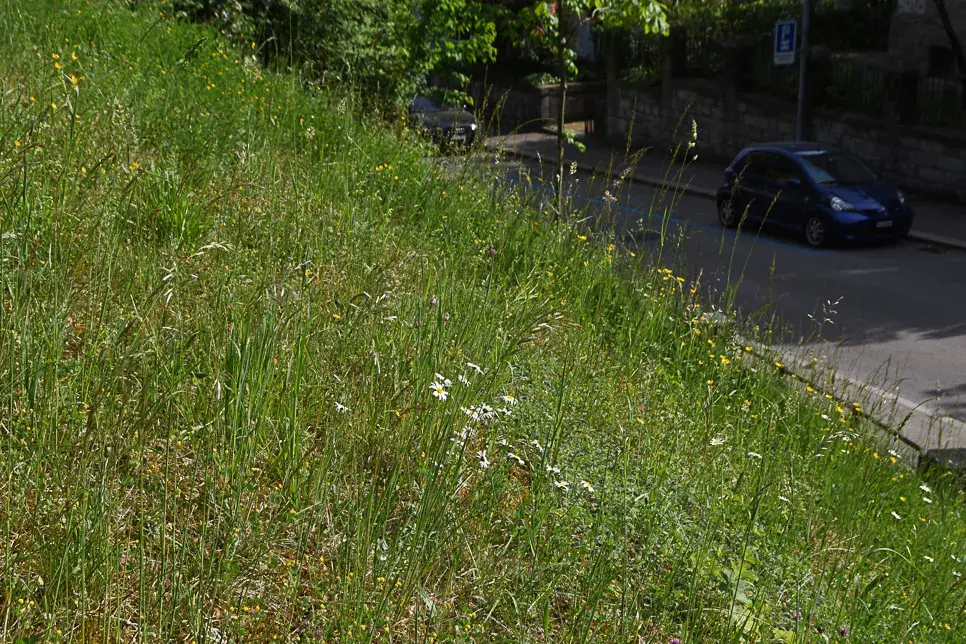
[{"left": 491, "top": 144, "right": 966, "bottom": 253}]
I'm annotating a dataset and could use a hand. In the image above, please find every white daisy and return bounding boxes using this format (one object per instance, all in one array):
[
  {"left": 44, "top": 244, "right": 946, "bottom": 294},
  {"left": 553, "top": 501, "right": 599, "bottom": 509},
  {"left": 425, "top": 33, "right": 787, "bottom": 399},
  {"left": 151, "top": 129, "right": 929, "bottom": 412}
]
[
  {"left": 458, "top": 375, "right": 471, "bottom": 386},
  {"left": 434, "top": 373, "right": 452, "bottom": 387},
  {"left": 546, "top": 464, "right": 561, "bottom": 475},
  {"left": 334, "top": 402, "right": 349, "bottom": 413},
  {"left": 430, "top": 382, "right": 448, "bottom": 401},
  {"left": 476, "top": 450, "right": 491, "bottom": 469},
  {"left": 920, "top": 484, "right": 932, "bottom": 493},
  {"left": 580, "top": 480, "right": 594, "bottom": 493},
  {"left": 710, "top": 436, "right": 726, "bottom": 447},
  {"left": 466, "top": 362, "right": 484, "bottom": 375},
  {"left": 507, "top": 452, "right": 525, "bottom": 466},
  {"left": 554, "top": 480, "right": 569, "bottom": 490},
  {"left": 501, "top": 394, "right": 516, "bottom": 406}
]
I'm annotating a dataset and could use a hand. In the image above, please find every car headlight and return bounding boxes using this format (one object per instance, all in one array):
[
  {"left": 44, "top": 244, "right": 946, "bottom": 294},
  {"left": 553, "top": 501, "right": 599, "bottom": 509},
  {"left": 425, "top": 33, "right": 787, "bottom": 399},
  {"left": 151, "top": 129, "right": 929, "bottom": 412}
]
[
  {"left": 829, "top": 196, "right": 854, "bottom": 212},
  {"left": 896, "top": 189, "right": 905, "bottom": 204}
]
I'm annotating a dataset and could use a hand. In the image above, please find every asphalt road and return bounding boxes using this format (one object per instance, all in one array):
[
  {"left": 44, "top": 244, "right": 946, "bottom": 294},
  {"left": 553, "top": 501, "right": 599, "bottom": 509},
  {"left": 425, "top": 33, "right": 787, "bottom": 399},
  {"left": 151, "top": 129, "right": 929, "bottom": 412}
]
[{"left": 488, "top": 156, "right": 966, "bottom": 450}]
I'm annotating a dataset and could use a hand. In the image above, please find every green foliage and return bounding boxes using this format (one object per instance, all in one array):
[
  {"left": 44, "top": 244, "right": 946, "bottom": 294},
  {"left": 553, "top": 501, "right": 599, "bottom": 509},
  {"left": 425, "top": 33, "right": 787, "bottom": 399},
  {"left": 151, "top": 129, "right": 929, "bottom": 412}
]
[
  {"left": 169, "top": 0, "right": 502, "bottom": 111},
  {"left": 516, "top": 0, "right": 669, "bottom": 76}
]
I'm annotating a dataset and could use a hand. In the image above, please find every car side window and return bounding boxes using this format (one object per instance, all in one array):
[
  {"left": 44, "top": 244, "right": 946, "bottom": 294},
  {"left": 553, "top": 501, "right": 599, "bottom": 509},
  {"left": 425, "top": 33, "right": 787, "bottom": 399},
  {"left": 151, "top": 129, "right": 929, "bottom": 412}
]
[
  {"left": 767, "top": 154, "right": 805, "bottom": 184},
  {"left": 739, "top": 152, "right": 768, "bottom": 178}
]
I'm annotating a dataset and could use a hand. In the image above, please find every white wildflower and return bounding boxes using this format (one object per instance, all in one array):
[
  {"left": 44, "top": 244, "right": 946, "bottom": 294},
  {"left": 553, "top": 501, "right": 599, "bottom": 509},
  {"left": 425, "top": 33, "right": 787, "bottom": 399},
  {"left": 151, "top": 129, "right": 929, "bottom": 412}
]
[
  {"left": 891, "top": 511, "right": 902, "bottom": 520},
  {"left": 546, "top": 464, "right": 561, "bottom": 475},
  {"left": 458, "top": 375, "right": 471, "bottom": 386},
  {"left": 434, "top": 374, "right": 452, "bottom": 387},
  {"left": 953, "top": 570, "right": 961, "bottom": 578},
  {"left": 923, "top": 497, "right": 933, "bottom": 504},
  {"left": 334, "top": 402, "right": 349, "bottom": 413},
  {"left": 501, "top": 394, "right": 516, "bottom": 406},
  {"left": 920, "top": 484, "right": 932, "bottom": 493},
  {"left": 554, "top": 480, "right": 570, "bottom": 490},
  {"left": 498, "top": 407, "right": 512, "bottom": 416},
  {"left": 476, "top": 450, "right": 491, "bottom": 470},
  {"left": 888, "top": 449, "right": 900, "bottom": 458},
  {"left": 430, "top": 382, "right": 448, "bottom": 401},
  {"left": 507, "top": 452, "right": 525, "bottom": 466},
  {"left": 710, "top": 436, "right": 726, "bottom": 447},
  {"left": 778, "top": 496, "right": 790, "bottom": 503},
  {"left": 924, "top": 555, "right": 934, "bottom": 563},
  {"left": 531, "top": 439, "right": 544, "bottom": 453},
  {"left": 466, "top": 362, "right": 484, "bottom": 375},
  {"left": 580, "top": 480, "right": 594, "bottom": 493},
  {"left": 497, "top": 438, "right": 509, "bottom": 447},
  {"left": 747, "top": 452, "right": 762, "bottom": 459}
]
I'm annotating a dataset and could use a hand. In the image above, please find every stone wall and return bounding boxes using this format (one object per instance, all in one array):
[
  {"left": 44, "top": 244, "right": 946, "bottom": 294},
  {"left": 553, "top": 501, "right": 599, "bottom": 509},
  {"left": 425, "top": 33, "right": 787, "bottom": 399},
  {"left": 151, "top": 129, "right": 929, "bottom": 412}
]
[
  {"left": 607, "top": 79, "right": 966, "bottom": 200},
  {"left": 469, "top": 80, "right": 606, "bottom": 133}
]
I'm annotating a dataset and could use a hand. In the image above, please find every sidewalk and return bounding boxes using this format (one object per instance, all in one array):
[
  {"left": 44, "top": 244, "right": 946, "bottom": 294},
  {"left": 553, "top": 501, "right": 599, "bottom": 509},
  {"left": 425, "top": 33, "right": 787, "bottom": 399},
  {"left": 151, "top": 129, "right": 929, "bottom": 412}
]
[{"left": 485, "top": 129, "right": 966, "bottom": 251}]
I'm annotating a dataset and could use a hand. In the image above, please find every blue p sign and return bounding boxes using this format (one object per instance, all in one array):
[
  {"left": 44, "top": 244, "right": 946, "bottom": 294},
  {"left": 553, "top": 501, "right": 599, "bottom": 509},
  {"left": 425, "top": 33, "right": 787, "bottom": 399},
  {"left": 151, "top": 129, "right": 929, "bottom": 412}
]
[{"left": 774, "top": 19, "right": 797, "bottom": 66}]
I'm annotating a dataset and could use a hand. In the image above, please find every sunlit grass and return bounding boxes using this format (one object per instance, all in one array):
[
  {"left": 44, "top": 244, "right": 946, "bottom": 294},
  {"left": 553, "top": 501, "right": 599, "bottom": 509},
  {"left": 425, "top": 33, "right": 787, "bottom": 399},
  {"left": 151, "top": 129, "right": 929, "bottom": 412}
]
[{"left": 0, "top": 1, "right": 964, "bottom": 642}]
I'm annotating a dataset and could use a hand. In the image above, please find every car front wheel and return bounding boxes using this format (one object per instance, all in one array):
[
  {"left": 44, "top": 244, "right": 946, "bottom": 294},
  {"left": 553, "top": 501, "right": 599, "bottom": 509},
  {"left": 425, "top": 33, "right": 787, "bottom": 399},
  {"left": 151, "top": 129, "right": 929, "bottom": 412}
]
[
  {"left": 718, "top": 198, "right": 738, "bottom": 228},
  {"left": 804, "top": 214, "right": 829, "bottom": 248}
]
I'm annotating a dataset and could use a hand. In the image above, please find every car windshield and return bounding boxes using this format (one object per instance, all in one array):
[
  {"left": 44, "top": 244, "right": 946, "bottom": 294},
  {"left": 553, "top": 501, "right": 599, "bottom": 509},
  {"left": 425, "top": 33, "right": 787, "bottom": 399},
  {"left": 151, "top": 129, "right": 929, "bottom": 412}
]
[
  {"left": 410, "top": 96, "right": 461, "bottom": 113},
  {"left": 795, "top": 150, "right": 879, "bottom": 185},
  {"left": 410, "top": 96, "right": 441, "bottom": 113}
]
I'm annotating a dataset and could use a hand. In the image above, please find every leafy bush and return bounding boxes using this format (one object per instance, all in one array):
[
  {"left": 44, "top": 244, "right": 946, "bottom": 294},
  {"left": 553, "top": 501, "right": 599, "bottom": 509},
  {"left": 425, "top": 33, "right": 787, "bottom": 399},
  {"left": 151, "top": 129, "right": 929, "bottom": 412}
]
[{"left": 169, "top": 0, "right": 501, "bottom": 112}]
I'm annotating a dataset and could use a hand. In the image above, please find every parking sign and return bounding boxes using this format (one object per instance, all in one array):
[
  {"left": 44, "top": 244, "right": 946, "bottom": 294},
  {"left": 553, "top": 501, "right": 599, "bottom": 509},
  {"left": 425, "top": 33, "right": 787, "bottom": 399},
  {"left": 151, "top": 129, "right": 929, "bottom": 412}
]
[{"left": 774, "top": 19, "right": 797, "bottom": 66}]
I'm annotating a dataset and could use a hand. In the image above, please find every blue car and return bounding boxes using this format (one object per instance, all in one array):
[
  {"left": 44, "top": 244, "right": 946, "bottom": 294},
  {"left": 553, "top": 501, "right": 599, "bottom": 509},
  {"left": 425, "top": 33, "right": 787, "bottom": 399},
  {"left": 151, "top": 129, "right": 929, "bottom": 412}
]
[{"left": 716, "top": 142, "right": 914, "bottom": 247}]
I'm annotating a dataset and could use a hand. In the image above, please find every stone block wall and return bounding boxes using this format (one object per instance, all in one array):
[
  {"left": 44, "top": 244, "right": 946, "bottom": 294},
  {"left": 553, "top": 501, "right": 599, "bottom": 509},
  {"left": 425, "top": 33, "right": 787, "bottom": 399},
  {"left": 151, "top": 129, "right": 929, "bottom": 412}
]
[
  {"left": 608, "top": 79, "right": 966, "bottom": 199},
  {"left": 469, "top": 80, "right": 606, "bottom": 132}
]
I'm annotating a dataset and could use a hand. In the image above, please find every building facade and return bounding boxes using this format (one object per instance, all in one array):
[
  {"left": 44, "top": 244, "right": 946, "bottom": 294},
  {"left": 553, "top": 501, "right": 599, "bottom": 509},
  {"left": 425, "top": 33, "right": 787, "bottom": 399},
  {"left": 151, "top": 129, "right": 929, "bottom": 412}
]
[{"left": 890, "top": 0, "right": 966, "bottom": 75}]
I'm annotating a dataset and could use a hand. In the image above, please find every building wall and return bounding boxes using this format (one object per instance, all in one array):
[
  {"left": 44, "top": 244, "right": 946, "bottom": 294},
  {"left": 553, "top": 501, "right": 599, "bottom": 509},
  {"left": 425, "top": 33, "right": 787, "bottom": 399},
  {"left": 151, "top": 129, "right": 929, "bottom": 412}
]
[
  {"left": 890, "top": 0, "right": 966, "bottom": 74},
  {"left": 608, "top": 80, "right": 966, "bottom": 199}
]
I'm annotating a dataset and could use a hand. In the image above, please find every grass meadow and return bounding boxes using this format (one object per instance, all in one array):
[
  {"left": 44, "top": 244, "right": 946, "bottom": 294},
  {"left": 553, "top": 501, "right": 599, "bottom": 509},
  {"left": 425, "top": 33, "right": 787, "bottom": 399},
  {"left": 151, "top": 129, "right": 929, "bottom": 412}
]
[{"left": 1, "top": 1, "right": 964, "bottom": 641}]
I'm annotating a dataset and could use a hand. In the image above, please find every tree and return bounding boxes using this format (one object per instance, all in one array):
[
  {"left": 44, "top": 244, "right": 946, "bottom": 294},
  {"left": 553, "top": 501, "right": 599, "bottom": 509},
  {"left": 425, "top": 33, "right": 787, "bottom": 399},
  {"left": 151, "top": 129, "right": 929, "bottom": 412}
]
[
  {"left": 516, "top": 1, "right": 669, "bottom": 216},
  {"left": 413, "top": 0, "right": 506, "bottom": 107},
  {"left": 933, "top": 0, "right": 966, "bottom": 79}
]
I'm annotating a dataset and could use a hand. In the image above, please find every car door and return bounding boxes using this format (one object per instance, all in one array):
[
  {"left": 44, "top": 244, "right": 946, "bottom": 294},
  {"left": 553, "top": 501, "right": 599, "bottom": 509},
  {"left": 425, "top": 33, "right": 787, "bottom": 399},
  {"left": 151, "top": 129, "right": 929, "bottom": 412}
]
[
  {"left": 730, "top": 151, "right": 770, "bottom": 223},
  {"left": 764, "top": 153, "right": 811, "bottom": 229}
]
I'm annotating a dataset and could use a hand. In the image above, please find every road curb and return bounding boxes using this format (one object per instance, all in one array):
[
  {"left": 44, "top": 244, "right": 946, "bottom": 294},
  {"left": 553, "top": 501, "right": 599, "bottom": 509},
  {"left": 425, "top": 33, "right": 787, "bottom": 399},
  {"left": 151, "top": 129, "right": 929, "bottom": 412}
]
[
  {"left": 491, "top": 142, "right": 966, "bottom": 463},
  {"left": 490, "top": 144, "right": 966, "bottom": 253}
]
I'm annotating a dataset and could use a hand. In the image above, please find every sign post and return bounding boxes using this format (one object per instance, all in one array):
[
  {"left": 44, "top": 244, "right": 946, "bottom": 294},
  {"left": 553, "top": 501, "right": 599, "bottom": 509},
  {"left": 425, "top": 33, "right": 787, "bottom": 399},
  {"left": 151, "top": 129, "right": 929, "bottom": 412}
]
[{"left": 795, "top": 0, "right": 811, "bottom": 141}]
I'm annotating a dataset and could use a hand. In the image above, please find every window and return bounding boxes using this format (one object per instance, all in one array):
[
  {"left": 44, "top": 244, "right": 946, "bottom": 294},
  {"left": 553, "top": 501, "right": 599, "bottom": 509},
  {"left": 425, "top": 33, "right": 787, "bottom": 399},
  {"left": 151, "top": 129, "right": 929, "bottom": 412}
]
[
  {"left": 795, "top": 150, "right": 878, "bottom": 185},
  {"left": 929, "top": 46, "right": 955, "bottom": 77},
  {"left": 767, "top": 154, "right": 804, "bottom": 183},
  {"left": 738, "top": 151, "right": 769, "bottom": 177}
]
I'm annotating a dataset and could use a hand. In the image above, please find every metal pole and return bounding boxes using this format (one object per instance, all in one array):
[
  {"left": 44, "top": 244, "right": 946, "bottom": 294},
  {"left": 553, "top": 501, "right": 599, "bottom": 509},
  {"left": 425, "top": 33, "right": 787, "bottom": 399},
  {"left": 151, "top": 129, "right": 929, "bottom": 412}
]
[{"left": 795, "top": 0, "right": 811, "bottom": 141}]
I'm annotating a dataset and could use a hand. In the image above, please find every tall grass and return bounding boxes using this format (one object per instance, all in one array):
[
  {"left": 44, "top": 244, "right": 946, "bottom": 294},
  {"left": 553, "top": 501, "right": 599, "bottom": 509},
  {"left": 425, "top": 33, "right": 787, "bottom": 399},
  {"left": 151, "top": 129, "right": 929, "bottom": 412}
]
[{"left": 1, "top": 1, "right": 964, "bottom": 642}]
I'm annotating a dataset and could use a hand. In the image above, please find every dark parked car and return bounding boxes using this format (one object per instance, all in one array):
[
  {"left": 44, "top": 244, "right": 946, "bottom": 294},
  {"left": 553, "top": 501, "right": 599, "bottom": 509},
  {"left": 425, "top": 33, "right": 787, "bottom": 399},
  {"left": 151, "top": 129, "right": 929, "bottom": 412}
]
[
  {"left": 716, "top": 142, "right": 914, "bottom": 247},
  {"left": 409, "top": 96, "right": 478, "bottom": 150}
]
